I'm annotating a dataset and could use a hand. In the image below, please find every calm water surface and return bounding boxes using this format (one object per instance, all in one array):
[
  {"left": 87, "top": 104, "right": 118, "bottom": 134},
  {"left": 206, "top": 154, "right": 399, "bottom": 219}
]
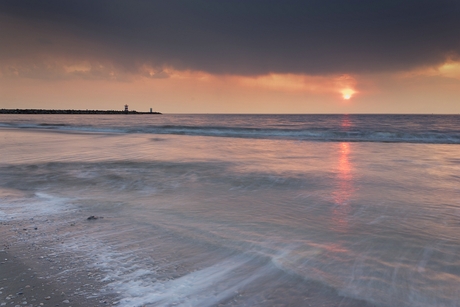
[{"left": 1, "top": 114, "right": 459, "bottom": 306}]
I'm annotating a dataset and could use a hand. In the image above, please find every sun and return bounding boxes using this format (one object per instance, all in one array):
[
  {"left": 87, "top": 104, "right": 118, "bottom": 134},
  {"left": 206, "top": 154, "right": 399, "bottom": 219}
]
[{"left": 341, "top": 88, "right": 356, "bottom": 100}]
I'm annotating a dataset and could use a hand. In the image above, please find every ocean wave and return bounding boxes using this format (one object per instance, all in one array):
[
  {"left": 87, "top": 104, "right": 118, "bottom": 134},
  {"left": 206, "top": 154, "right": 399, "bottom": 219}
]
[
  {"left": 138, "top": 125, "right": 460, "bottom": 144},
  {"left": 1, "top": 122, "right": 460, "bottom": 144}
]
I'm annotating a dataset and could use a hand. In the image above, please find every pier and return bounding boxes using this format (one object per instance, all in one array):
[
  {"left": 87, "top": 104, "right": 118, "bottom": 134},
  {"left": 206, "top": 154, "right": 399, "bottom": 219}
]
[{"left": 0, "top": 109, "right": 161, "bottom": 115}]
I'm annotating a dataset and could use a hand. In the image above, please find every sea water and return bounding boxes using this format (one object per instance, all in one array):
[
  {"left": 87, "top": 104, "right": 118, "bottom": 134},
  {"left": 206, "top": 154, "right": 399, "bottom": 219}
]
[{"left": 1, "top": 114, "right": 460, "bottom": 306}]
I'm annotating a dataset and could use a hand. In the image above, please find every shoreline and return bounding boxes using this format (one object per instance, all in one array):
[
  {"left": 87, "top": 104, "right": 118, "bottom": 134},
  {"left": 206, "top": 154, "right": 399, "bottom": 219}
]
[
  {"left": 0, "top": 217, "right": 120, "bottom": 307},
  {"left": 0, "top": 222, "right": 377, "bottom": 307},
  {"left": 0, "top": 109, "right": 161, "bottom": 115},
  {"left": 0, "top": 211, "right": 379, "bottom": 307}
]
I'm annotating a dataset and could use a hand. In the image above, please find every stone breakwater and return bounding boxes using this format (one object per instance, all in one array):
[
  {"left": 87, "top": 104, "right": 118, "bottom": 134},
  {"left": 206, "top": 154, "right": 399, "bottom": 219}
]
[{"left": 0, "top": 109, "right": 161, "bottom": 114}]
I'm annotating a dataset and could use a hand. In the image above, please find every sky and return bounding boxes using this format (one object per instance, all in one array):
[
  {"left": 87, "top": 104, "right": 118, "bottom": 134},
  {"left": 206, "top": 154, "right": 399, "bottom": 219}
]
[{"left": 1, "top": 0, "right": 460, "bottom": 113}]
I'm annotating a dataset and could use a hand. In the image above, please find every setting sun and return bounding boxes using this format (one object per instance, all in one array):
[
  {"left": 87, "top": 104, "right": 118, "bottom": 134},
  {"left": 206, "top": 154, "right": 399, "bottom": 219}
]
[{"left": 341, "top": 88, "right": 355, "bottom": 100}]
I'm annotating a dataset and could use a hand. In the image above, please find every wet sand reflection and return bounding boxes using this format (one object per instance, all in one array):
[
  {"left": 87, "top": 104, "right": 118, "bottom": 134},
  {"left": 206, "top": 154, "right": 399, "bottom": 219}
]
[{"left": 331, "top": 142, "right": 355, "bottom": 233}]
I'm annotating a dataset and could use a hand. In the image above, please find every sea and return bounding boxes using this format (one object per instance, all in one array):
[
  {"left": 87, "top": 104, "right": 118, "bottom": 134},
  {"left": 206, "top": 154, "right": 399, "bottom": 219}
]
[{"left": 1, "top": 114, "right": 460, "bottom": 307}]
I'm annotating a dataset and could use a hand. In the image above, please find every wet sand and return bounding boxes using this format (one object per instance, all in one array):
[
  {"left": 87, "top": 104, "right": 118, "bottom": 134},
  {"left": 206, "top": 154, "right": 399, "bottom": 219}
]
[
  {"left": 0, "top": 219, "right": 119, "bottom": 307},
  {"left": 0, "top": 246, "right": 376, "bottom": 307},
  {"left": 1, "top": 249, "right": 87, "bottom": 307},
  {"left": 0, "top": 233, "right": 377, "bottom": 307},
  {"left": 0, "top": 210, "right": 377, "bottom": 307}
]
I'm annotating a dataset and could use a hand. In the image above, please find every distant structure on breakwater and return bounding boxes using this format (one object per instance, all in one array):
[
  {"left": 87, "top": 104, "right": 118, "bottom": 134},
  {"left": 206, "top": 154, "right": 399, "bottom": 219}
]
[{"left": 0, "top": 107, "right": 161, "bottom": 115}]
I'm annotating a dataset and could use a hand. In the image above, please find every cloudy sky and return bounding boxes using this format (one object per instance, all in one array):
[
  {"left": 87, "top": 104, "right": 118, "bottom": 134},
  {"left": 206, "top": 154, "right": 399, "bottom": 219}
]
[{"left": 1, "top": 0, "right": 459, "bottom": 113}]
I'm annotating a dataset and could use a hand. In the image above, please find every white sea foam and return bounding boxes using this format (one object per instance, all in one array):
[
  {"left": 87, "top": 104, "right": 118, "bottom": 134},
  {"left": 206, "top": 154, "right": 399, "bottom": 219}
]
[
  {"left": 113, "top": 259, "right": 264, "bottom": 307},
  {"left": 0, "top": 192, "right": 74, "bottom": 221},
  {"left": 60, "top": 234, "right": 269, "bottom": 307}
]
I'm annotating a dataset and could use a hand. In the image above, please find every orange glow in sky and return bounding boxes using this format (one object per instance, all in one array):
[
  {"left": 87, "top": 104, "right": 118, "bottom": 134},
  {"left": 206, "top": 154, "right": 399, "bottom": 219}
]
[
  {"left": 235, "top": 73, "right": 358, "bottom": 99},
  {"left": 1, "top": 57, "right": 460, "bottom": 113},
  {"left": 341, "top": 88, "right": 356, "bottom": 100},
  {"left": 398, "top": 59, "right": 460, "bottom": 80}
]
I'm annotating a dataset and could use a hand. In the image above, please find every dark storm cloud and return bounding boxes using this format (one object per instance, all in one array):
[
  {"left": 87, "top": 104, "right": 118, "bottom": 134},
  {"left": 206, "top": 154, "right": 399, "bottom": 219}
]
[{"left": 1, "top": 0, "right": 459, "bottom": 76}]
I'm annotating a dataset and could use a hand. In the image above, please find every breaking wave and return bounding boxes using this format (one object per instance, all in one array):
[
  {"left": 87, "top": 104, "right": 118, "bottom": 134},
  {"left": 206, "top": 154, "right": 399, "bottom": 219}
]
[{"left": 2, "top": 122, "right": 460, "bottom": 144}]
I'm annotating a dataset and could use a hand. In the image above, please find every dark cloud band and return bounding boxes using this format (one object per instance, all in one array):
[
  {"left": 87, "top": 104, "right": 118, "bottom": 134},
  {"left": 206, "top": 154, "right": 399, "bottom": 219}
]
[{"left": 1, "top": 0, "right": 459, "bottom": 76}]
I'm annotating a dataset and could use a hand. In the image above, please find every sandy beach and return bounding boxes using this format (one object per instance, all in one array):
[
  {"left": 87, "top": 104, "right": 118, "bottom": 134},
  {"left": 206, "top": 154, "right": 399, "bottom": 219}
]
[
  {"left": 0, "top": 215, "right": 378, "bottom": 307},
  {"left": 0, "top": 210, "right": 377, "bottom": 307},
  {"left": 0, "top": 217, "right": 119, "bottom": 307}
]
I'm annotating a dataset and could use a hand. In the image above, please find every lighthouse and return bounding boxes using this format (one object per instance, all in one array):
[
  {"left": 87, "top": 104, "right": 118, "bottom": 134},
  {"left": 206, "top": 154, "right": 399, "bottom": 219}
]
[{"left": 124, "top": 104, "right": 128, "bottom": 113}]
